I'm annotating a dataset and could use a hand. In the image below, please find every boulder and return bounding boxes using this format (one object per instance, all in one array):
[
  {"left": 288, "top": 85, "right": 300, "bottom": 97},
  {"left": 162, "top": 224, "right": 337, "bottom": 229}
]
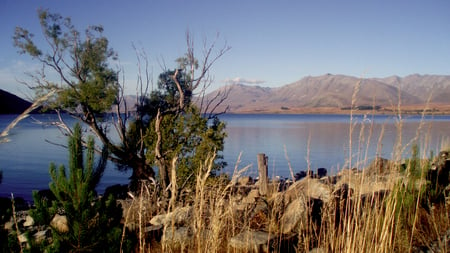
[
  {"left": 162, "top": 226, "right": 192, "bottom": 248},
  {"left": 228, "top": 230, "right": 275, "bottom": 252},
  {"left": 33, "top": 229, "right": 49, "bottom": 243},
  {"left": 309, "top": 247, "right": 326, "bottom": 253},
  {"left": 279, "top": 197, "right": 322, "bottom": 234},
  {"left": 429, "top": 151, "right": 450, "bottom": 189},
  {"left": 366, "top": 157, "right": 392, "bottom": 175},
  {"left": 238, "top": 176, "right": 253, "bottom": 186},
  {"left": 18, "top": 233, "right": 28, "bottom": 244},
  {"left": 242, "top": 189, "right": 259, "bottom": 205},
  {"left": 282, "top": 178, "right": 332, "bottom": 204},
  {"left": 317, "top": 168, "right": 327, "bottom": 178},
  {"left": 295, "top": 171, "right": 307, "bottom": 181},
  {"left": 150, "top": 206, "right": 192, "bottom": 227},
  {"left": 23, "top": 215, "right": 34, "bottom": 227},
  {"left": 4, "top": 221, "right": 13, "bottom": 231},
  {"left": 50, "top": 214, "right": 69, "bottom": 233},
  {"left": 336, "top": 167, "right": 398, "bottom": 196}
]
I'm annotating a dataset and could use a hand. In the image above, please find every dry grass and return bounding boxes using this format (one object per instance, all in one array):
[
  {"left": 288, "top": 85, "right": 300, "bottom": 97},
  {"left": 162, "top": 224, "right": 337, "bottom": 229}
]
[{"left": 120, "top": 87, "right": 450, "bottom": 252}]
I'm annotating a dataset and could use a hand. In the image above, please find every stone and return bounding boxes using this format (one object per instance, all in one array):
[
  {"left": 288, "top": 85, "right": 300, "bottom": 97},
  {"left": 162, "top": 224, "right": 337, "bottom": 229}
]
[
  {"left": 150, "top": 206, "right": 192, "bottom": 227},
  {"left": 242, "top": 189, "right": 259, "bottom": 205},
  {"left": 162, "top": 226, "right": 192, "bottom": 248},
  {"left": 33, "top": 230, "right": 49, "bottom": 243},
  {"left": 4, "top": 221, "right": 13, "bottom": 231},
  {"left": 283, "top": 178, "right": 332, "bottom": 204},
  {"left": 295, "top": 171, "right": 307, "bottom": 181},
  {"left": 238, "top": 176, "right": 253, "bottom": 186},
  {"left": 229, "top": 230, "right": 275, "bottom": 252},
  {"left": 23, "top": 215, "right": 34, "bottom": 227},
  {"left": 280, "top": 197, "right": 322, "bottom": 234},
  {"left": 366, "top": 157, "right": 391, "bottom": 175},
  {"left": 280, "top": 198, "right": 307, "bottom": 234},
  {"left": 50, "top": 214, "right": 69, "bottom": 233},
  {"left": 317, "top": 168, "right": 327, "bottom": 178},
  {"left": 143, "top": 224, "right": 163, "bottom": 233},
  {"left": 309, "top": 247, "right": 326, "bottom": 253},
  {"left": 18, "top": 233, "right": 28, "bottom": 243}
]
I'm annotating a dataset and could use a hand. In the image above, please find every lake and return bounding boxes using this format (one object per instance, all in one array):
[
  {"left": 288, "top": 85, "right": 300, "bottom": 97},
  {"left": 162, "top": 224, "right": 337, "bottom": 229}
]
[{"left": 1, "top": 113, "right": 450, "bottom": 201}]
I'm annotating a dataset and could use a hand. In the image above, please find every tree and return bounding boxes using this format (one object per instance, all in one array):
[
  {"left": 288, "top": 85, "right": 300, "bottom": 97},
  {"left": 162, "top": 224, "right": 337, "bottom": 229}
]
[
  {"left": 13, "top": 9, "right": 231, "bottom": 194},
  {"left": 13, "top": 8, "right": 151, "bottom": 180},
  {"left": 143, "top": 69, "right": 226, "bottom": 193},
  {"left": 30, "top": 123, "right": 125, "bottom": 252}
]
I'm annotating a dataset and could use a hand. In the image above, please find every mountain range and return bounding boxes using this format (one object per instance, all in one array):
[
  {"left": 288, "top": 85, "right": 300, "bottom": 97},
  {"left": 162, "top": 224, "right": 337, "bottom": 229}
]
[
  {"left": 204, "top": 74, "right": 450, "bottom": 114},
  {"left": 2, "top": 74, "right": 450, "bottom": 115}
]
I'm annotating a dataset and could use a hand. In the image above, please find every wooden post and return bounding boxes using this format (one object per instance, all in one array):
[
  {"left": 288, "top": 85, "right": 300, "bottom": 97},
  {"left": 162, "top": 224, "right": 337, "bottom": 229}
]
[{"left": 257, "top": 153, "right": 268, "bottom": 195}]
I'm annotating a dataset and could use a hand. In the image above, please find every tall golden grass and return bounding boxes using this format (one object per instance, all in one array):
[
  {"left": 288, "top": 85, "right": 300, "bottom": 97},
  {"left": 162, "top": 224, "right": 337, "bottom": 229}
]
[{"left": 120, "top": 85, "right": 450, "bottom": 252}]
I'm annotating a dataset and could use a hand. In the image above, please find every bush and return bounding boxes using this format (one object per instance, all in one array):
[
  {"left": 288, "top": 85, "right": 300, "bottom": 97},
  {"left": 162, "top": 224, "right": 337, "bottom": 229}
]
[{"left": 30, "top": 123, "right": 127, "bottom": 252}]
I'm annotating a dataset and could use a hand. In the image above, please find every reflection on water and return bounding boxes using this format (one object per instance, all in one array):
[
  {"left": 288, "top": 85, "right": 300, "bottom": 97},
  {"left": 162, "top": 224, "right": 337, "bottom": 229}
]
[
  {"left": 1, "top": 113, "right": 449, "bottom": 201},
  {"left": 221, "top": 114, "right": 450, "bottom": 179},
  {"left": 0, "top": 114, "right": 131, "bottom": 201}
]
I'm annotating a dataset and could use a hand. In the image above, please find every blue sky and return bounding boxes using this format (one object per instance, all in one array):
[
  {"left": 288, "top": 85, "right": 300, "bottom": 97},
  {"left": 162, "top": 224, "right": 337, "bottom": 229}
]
[{"left": 1, "top": 0, "right": 450, "bottom": 97}]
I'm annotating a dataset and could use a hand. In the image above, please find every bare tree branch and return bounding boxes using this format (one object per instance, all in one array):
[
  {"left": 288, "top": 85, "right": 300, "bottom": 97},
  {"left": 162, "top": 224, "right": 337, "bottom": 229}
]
[{"left": 0, "top": 89, "right": 57, "bottom": 142}]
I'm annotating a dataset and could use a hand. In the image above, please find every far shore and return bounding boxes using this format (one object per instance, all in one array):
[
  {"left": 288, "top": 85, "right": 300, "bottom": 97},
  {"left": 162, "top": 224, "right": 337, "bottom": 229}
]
[{"left": 223, "top": 103, "right": 450, "bottom": 115}]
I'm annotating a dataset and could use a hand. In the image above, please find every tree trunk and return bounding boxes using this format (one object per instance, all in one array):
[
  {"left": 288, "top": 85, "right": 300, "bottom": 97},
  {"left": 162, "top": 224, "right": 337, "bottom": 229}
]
[{"left": 154, "top": 109, "right": 170, "bottom": 194}]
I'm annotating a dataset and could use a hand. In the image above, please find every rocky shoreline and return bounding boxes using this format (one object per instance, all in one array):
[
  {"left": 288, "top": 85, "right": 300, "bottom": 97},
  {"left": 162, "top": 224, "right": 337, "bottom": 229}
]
[{"left": 2, "top": 153, "right": 450, "bottom": 252}]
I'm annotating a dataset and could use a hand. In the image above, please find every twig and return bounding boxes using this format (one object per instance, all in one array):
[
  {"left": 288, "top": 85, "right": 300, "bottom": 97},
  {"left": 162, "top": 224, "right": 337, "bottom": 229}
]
[{"left": 11, "top": 193, "right": 24, "bottom": 253}]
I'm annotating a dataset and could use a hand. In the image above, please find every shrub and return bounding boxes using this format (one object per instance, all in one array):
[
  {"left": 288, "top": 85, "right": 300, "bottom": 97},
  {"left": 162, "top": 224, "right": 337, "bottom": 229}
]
[{"left": 30, "top": 123, "right": 127, "bottom": 252}]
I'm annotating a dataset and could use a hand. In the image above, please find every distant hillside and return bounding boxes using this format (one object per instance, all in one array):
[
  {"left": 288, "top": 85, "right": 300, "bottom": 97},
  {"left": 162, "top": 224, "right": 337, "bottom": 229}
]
[
  {"left": 0, "top": 89, "right": 32, "bottom": 114},
  {"left": 204, "top": 74, "right": 450, "bottom": 114}
]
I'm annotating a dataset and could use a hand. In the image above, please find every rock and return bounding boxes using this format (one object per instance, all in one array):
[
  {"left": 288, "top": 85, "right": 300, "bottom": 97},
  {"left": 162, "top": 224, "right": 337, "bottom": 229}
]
[
  {"left": 317, "top": 168, "right": 327, "bottom": 178},
  {"left": 150, "top": 206, "right": 192, "bottom": 227},
  {"left": 34, "top": 229, "right": 49, "bottom": 243},
  {"left": 242, "top": 189, "right": 259, "bottom": 205},
  {"left": 18, "top": 233, "right": 28, "bottom": 243},
  {"left": 336, "top": 167, "right": 397, "bottom": 196},
  {"left": 279, "top": 198, "right": 306, "bottom": 234},
  {"left": 309, "top": 247, "right": 326, "bottom": 253},
  {"left": 162, "top": 226, "right": 192, "bottom": 248},
  {"left": 238, "top": 176, "right": 253, "bottom": 186},
  {"left": 295, "top": 171, "right": 307, "bottom": 181},
  {"left": 366, "top": 157, "right": 391, "bottom": 175},
  {"left": 144, "top": 224, "right": 163, "bottom": 233},
  {"left": 428, "top": 151, "right": 450, "bottom": 190},
  {"left": 50, "top": 214, "right": 69, "bottom": 233},
  {"left": 282, "top": 178, "right": 332, "bottom": 204},
  {"left": 4, "top": 221, "right": 13, "bottom": 231},
  {"left": 229, "top": 230, "right": 275, "bottom": 252},
  {"left": 23, "top": 215, "right": 34, "bottom": 227},
  {"left": 280, "top": 197, "right": 322, "bottom": 234}
]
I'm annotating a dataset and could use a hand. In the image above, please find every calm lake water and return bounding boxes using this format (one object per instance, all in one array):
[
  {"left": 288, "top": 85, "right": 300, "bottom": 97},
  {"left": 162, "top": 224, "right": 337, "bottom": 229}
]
[{"left": 1, "top": 113, "right": 450, "bottom": 201}]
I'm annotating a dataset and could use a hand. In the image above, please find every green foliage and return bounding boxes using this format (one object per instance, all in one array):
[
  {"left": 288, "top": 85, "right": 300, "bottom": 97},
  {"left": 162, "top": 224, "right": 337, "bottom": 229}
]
[
  {"left": 135, "top": 65, "right": 227, "bottom": 190},
  {"left": 30, "top": 123, "right": 124, "bottom": 252},
  {"left": 29, "top": 190, "right": 52, "bottom": 226},
  {"left": 13, "top": 8, "right": 119, "bottom": 115},
  {"left": 389, "top": 144, "right": 434, "bottom": 246},
  {"left": 144, "top": 106, "right": 227, "bottom": 187},
  {"left": 13, "top": 8, "right": 228, "bottom": 196}
]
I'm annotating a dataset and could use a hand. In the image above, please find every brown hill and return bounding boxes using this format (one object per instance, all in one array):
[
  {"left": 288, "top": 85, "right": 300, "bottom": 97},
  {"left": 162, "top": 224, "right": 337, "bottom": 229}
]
[{"left": 206, "top": 74, "right": 450, "bottom": 114}]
